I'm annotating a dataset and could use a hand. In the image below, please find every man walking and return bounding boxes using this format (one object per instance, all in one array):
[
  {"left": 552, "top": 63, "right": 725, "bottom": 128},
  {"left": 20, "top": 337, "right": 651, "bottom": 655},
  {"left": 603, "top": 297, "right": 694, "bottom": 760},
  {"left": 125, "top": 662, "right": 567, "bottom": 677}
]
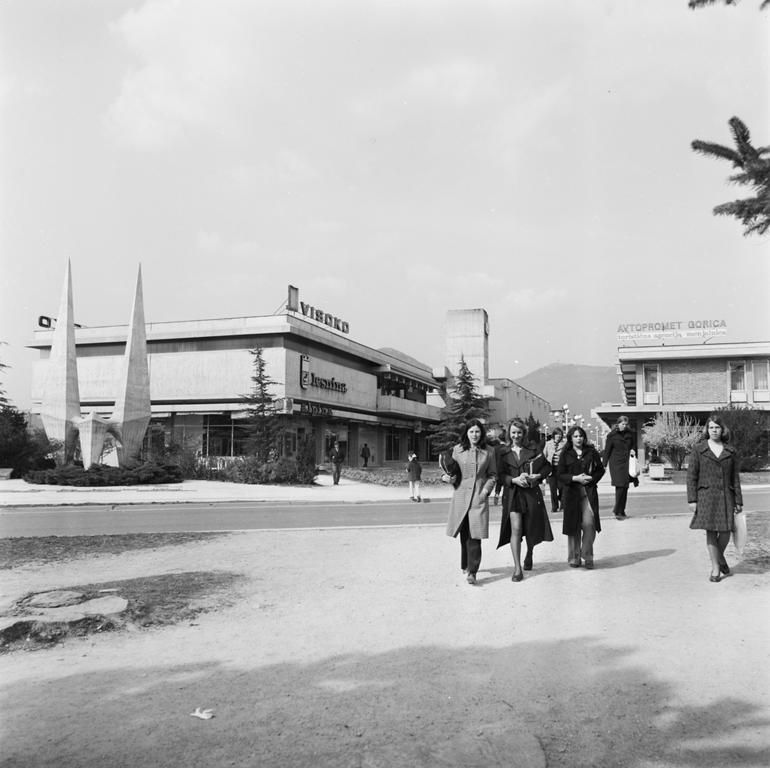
[
  {"left": 330, "top": 441, "right": 345, "bottom": 485},
  {"left": 360, "top": 442, "right": 371, "bottom": 468}
]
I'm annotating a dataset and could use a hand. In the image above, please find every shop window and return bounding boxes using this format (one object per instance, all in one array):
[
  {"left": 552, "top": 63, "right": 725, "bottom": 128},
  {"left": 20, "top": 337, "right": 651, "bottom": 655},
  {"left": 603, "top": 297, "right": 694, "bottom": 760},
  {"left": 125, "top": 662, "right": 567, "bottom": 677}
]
[
  {"left": 385, "top": 430, "right": 401, "bottom": 461},
  {"left": 729, "top": 361, "right": 747, "bottom": 402},
  {"left": 643, "top": 365, "right": 660, "bottom": 404},
  {"left": 753, "top": 359, "right": 769, "bottom": 402}
]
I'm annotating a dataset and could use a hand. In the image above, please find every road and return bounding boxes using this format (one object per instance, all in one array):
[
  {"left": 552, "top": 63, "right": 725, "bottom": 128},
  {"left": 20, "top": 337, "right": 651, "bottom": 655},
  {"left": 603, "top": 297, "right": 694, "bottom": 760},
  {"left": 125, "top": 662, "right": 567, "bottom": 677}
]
[{"left": 1, "top": 488, "right": 769, "bottom": 537}]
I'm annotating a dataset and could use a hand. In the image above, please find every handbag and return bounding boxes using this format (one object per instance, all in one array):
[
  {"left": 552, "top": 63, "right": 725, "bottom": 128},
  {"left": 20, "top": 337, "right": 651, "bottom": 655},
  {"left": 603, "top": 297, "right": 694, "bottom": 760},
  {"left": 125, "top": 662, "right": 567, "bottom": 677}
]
[
  {"left": 628, "top": 451, "right": 640, "bottom": 478},
  {"left": 732, "top": 511, "right": 747, "bottom": 557}
]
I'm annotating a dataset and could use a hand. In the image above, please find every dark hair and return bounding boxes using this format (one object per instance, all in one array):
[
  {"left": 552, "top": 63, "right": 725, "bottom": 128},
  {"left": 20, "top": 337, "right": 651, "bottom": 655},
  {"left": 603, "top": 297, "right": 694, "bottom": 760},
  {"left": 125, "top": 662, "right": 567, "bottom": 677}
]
[
  {"left": 702, "top": 413, "right": 731, "bottom": 443},
  {"left": 551, "top": 427, "right": 564, "bottom": 438},
  {"left": 565, "top": 425, "right": 589, "bottom": 450},
  {"left": 505, "top": 418, "right": 528, "bottom": 446},
  {"left": 459, "top": 418, "right": 487, "bottom": 450}
]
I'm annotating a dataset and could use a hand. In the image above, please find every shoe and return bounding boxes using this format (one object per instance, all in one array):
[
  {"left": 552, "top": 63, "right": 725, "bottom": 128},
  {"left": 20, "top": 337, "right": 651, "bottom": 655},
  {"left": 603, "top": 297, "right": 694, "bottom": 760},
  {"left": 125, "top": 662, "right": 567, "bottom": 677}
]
[
  {"left": 466, "top": 573, "right": 477, "bottom": 585},
  {"left": 632, "top": 476, "right": 639, "bottom": 488},
  {"left": 569, "top": 560, "right": 581, "bottom": 568},
  {"left": 523, "top": 552, "right": 533, "bottom": 571},
  {"left": 709, "top": 573, "right": 722, "bottom": 583},
  {"left": 511, "top": 570, "right": 523, "bottom": 582},
  {"left": 615, "top": 514, "right": 627, "bottom": 521},
  {"left": 719, "top": 562, "right": 730, "bottom": 576},
  {"left": 416, "top": 497, "right": 422, "bottom": 503},
  {"left": 584, "top": 560, "right": 594, "bottom": 570}
]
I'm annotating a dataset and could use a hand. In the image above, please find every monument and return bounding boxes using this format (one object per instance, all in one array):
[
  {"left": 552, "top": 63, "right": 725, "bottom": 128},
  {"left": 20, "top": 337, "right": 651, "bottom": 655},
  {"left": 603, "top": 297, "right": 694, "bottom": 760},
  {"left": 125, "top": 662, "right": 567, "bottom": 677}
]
[{"left": 40, "top": 263, "right": 152, "bottom": 467}]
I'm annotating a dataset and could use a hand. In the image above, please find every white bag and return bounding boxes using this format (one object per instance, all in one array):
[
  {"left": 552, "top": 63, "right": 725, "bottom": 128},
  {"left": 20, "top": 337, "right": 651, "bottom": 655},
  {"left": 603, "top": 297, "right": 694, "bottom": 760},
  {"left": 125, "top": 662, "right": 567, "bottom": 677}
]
[
  {"left": 732, "top": 511, "right": 747, "bottom": 557},
  {"left": 628, "top": 451, "right": 640, "bottom": 478}
]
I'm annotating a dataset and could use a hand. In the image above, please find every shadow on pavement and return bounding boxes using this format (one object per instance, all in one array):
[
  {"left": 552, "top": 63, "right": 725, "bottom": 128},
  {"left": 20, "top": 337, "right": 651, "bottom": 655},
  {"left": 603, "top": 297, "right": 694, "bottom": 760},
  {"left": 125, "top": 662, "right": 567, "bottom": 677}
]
[{"left": 2, "top": 637, "right": 768, "bottom": 768}]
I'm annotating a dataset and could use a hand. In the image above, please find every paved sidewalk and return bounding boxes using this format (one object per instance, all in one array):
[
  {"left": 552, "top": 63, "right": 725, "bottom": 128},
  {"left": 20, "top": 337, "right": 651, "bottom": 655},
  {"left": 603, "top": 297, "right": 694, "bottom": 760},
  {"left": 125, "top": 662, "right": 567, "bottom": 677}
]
[{"left": 0, "top": 473, "right": 743, "bottom": 508}]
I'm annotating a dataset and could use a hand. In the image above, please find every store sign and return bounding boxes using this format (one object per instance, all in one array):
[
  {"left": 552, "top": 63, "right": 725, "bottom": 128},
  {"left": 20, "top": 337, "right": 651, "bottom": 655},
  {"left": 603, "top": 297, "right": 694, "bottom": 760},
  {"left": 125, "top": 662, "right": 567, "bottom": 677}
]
[
  {"left": 299, "top": 402, "right": 333, "bottom": 417},
  {"left": 288, "top": 284, "right": 349, "bottom": 333},
  {"left": 617, "top": 319, "right": 727, "bottom": 342},
  {"left": 300, "top": 355, "right": 348, "bottom": 394}
]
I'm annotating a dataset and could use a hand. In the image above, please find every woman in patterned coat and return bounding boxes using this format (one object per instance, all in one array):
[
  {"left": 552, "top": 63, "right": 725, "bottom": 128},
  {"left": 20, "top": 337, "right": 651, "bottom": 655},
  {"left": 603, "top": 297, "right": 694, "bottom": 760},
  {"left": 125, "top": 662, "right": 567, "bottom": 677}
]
[
  {"left": 445, "top": 418, "right": 497, "bottom": 585},
  {"left": 496, "top": 418, "right": 553, "bottom": 581},
  {"left": 687, "top": 414, "right": 743, "bottom": 582}
]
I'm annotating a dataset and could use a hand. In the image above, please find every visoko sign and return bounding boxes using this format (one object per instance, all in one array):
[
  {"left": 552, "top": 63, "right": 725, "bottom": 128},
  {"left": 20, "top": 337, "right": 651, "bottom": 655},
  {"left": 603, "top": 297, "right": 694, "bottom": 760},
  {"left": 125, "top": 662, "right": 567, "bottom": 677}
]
[{"left": 287, "top": 284, "right": 350, "bottom": 333}]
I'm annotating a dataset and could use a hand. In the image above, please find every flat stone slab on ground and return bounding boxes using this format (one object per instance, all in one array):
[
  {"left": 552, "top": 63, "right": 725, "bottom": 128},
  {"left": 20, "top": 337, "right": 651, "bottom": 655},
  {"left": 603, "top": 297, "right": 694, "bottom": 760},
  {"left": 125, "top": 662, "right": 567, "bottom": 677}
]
[
  {"left": 0, "top": 595, "right": 129, "bottom": 635},
  {"left": 26, "top": 589, "right": 85, "bottom": 608}
]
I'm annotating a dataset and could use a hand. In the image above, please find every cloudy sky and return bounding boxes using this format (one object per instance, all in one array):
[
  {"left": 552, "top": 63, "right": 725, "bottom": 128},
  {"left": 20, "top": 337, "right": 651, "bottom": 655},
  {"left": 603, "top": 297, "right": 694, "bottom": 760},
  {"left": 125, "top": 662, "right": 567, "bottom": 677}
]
[{"left": 1, "top": 0, "right": 768, "bottom": 409}]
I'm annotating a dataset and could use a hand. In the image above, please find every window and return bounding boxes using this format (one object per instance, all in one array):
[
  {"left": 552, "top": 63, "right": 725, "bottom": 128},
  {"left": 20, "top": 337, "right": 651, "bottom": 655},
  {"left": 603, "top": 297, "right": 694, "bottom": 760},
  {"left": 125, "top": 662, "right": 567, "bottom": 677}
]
[
  {"left": 643, "top": 365, "right": 659, "bottom": 404},
  {"left": 753, "top": 359, "right": 770, "bottom": 402},
  {"left": 729, "top": 361, "right": 747, "bottom": 402},
  {"left": 385, "top": 430, "right": 401, "bottom": 461}
]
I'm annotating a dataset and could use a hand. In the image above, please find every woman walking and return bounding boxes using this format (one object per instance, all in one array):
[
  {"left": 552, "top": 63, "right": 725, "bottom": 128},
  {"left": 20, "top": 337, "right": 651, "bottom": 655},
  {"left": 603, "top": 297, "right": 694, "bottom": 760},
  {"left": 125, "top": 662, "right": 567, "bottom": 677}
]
[
  {"left": 496, "top": 419, "right": 553, "bottom": 581},
  {"left": 558, "top": 426, "right": 605, "bottom": 569},
  {"left": 687, "top": 414, "right": 743, "bottom": 583},
  {"left": 602, "top": 415, "right": 637, "bottom": 520},
  {"left": 445, "top": 418, "right": 497, "bottom": 585}
]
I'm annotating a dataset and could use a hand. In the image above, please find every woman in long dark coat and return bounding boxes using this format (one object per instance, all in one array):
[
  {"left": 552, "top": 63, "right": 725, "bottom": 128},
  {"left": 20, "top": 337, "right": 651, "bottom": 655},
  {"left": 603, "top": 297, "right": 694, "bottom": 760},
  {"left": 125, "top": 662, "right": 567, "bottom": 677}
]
[
  {"left": 558, "top": 426, "right": 605, "bottom": 569},
  {"left": 445, "top": 418, "right": 497, "bottom": 585},
  {"left": 602, "top": 415, "right": 637, "bottom": 520},
  {"left": 687, "top": 414, "right": 743, "bottom": 582},
  {"left": 496, "top": 418, "right": 553, "bottom": 581}
]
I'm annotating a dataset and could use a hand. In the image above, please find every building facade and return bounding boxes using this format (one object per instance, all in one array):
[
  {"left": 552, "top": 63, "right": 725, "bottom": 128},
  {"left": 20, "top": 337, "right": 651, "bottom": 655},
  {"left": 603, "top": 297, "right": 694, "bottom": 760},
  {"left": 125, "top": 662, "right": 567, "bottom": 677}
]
[
  {"left": 30, "top": 311, "right": 443, "bottom": 467},
  {"left": 594, "top": 341, "right": 770, "bottom": 462}
]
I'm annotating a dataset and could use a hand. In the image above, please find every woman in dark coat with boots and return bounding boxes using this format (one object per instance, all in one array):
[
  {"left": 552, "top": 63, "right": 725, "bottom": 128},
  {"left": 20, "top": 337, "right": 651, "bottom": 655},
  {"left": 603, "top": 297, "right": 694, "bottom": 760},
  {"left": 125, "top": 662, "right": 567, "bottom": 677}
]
[
  {"left": 496, "top": 419, "right": 553, "bottom": 581},
  {"left": 602, "top": 415, "right": 637, "bottom": 520},
  {"left": 687, "top": 414, "right": 743, "bottom": 582},
  {"left": 558, "top": 426, "right": 605, "bottom": 569}
]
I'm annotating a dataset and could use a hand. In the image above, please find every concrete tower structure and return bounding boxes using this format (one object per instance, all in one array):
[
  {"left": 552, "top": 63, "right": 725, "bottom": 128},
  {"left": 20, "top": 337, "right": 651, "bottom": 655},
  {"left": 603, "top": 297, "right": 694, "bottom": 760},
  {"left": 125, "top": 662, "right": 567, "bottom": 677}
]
[
  {"left": 111, "top": 266, "right": 151, "bottom": 464},
  {"left": 40, "top": 261, "right": 81, "bottom": 462},
  {"left": 445, "top": 308, "right": 489, "bottom": 382}
]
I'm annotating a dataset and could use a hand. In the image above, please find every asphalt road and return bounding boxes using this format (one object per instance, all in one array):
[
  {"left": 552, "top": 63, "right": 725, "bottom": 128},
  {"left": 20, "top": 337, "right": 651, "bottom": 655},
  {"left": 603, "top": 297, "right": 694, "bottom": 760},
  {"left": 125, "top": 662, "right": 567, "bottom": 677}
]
[{"left": 1, "top": 488, "right": 769, "bottom": 538}]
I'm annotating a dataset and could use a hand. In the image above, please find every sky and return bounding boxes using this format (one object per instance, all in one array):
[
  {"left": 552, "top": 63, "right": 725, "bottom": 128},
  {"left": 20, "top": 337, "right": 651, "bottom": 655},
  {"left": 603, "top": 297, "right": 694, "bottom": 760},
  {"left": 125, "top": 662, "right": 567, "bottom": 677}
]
[{"left": 1, "top": 0, "right": 769, "bottom": 410}]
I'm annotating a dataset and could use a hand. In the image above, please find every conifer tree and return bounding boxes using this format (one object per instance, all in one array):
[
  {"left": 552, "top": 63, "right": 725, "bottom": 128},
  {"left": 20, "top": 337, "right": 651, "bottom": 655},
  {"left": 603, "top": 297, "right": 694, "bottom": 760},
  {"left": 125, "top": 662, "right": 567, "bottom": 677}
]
[
  {"left": 691, "top": 117, "right": 770, "bottom": 236},
  {"left": 429, "top": 357, "right": 490, "bottom": 454},
  {"left": 242, "top": 347, "right": 283, "bottom": 462}
]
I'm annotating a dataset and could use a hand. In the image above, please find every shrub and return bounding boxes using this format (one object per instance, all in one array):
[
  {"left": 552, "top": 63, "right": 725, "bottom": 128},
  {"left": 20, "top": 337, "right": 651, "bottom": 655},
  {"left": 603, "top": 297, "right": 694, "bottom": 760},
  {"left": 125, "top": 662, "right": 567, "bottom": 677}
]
[
  {"left": 24, "top": 462, "right": 183, "bottom": 486},
  {"left": 713, "top": 405, "right": 770, "bottom": 471}
]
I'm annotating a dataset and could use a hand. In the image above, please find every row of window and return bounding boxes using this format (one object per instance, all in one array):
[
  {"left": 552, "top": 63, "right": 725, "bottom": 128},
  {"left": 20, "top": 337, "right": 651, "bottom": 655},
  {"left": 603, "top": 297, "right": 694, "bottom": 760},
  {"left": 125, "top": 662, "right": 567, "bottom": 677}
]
[{"left": 642, "top": 359, "right": 770, "bottom": 404}]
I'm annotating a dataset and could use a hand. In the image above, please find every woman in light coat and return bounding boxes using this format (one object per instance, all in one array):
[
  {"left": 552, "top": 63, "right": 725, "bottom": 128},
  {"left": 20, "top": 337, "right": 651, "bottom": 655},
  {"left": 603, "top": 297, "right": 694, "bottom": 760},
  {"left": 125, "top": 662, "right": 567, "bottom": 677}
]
[
  {"left": 445, "top": 418, "right": 497, "bottom": 585},
  {"left": 687, "top": 414, "right": 743, "bottom": 582}
]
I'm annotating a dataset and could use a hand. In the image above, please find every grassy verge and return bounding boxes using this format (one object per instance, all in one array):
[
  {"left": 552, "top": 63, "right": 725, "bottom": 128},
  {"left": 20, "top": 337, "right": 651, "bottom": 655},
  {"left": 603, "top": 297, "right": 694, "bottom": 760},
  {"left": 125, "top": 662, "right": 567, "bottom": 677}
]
[
  {"left": 0, "top": 532, "right": 229, "bottom": 569},
  {"left": 1, "top": 569, "right": 243, "bottom": 653}
]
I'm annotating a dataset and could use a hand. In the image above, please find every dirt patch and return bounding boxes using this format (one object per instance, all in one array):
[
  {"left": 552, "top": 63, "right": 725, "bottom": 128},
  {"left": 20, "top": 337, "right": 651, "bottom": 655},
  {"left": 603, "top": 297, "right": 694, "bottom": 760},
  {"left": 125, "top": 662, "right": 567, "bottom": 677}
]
[
  {"left": 0, "top": 532, "right": 230, "bottom": 569},
  {"left": 1, "top": 570, "right": 243, "bottom": 653}
]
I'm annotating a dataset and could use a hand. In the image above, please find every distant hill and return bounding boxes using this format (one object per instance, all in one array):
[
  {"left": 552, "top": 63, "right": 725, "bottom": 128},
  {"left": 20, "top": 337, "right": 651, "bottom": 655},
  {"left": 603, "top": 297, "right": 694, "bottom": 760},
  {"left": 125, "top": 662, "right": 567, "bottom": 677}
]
[{"left": 515, "top": 363, "right": 620, "bottom": 421}]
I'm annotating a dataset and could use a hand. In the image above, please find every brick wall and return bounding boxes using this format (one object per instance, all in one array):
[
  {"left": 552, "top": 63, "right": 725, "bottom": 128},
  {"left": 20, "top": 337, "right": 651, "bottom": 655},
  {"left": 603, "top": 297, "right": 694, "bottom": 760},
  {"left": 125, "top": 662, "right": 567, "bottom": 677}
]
[{"left": 662, "top": 359, "right": 725, "bottom": 404}]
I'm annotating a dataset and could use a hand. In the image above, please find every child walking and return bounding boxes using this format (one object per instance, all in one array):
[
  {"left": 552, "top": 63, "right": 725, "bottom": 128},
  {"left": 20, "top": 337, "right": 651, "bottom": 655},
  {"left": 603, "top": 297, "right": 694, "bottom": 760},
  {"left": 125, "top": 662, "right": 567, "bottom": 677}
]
[{"left": 406, "top": 451, "right": 422, "bottom": 502}]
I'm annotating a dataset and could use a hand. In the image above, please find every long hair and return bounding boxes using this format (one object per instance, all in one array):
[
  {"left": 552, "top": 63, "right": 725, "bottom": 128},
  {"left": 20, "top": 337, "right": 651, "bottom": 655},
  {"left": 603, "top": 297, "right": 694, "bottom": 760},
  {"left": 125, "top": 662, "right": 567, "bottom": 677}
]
[
  {"left": 701, "top": 413, "right": 731, "bottom": 443},
  {"left": 612, "top": 415, "right": 630, "bottom": 432},
  {"left": 459, "top": 418, "right": 488, "bottom": 450},
  {"left": 564, "top": 425, "right": 590, "bottom": 451},
  {"left": 504, "top": 418, "right": 529, "bottom": 447}
]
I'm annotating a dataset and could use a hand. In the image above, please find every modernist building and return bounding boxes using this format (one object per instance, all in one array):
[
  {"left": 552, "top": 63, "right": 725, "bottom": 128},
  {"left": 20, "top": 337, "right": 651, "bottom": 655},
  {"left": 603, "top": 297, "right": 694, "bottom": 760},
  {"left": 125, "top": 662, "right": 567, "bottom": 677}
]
[
  {"left": 594, "top": 340, "right": 770, "bottom": 462},
  {"left": 434, "top": 308, "right": 552, "bottom": 431},
  {"left": 30, "top": 299, "right": 443, "bottom": 466}
]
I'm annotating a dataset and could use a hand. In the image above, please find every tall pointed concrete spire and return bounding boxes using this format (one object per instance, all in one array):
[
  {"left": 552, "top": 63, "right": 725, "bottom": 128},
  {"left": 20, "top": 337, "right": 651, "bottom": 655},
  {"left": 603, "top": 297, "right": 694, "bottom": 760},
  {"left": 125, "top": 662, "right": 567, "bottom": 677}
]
[
  {"left": 111, "top": 265, "right": 151, "bottom": 464},
  {"left": 40, "top": 260, "right": 81, "bottom": 462}
]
